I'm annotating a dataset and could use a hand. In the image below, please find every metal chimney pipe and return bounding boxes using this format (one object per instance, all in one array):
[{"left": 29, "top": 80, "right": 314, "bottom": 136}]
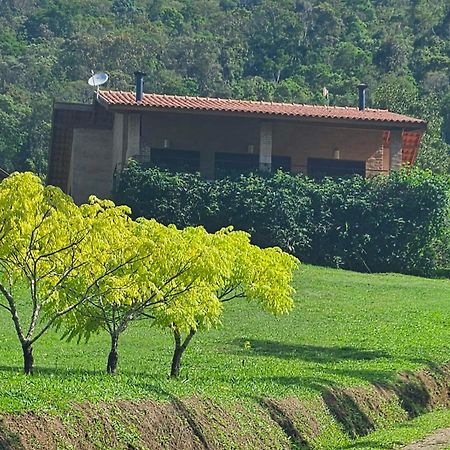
[
  {"left": 134, "top": 71, "right": 146, "bottom": 102},
  {"left": 358, "top": 83, "right": 368, "bottom": 111}
]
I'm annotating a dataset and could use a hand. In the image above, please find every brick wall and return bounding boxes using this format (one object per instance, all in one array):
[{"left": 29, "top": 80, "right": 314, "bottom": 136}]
[
  {"left": 366, "top": 146, "right": 385, "bottom": 177},
  {"left": 47, "top": 103, "right": 113, "bottom": 192}
]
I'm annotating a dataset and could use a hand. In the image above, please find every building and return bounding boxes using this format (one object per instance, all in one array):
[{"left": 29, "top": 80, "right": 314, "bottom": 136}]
[{"left": 48, "top": 76, "right": 426, "bottom": 204}]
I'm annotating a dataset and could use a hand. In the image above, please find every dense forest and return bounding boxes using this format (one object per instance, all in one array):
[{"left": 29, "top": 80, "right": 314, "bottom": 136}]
[{"left": 0, "top": 0, "right": 449, "bottom": 175}]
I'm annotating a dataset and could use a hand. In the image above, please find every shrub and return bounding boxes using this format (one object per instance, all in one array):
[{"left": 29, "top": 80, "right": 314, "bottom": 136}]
[
  {"left": 306, "top": 170, "right": 450, "bottom": 274},
  {"left": 115, "top": 163, "right": 450, "bottom": 276},
  {"left": 114, "top": 161, "right": 212, "bottom": 228}
]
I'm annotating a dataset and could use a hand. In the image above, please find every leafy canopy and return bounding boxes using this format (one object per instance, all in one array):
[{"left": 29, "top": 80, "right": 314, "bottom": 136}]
[{"left": 0, "top": 172, "right": 87, "bottom": 321}]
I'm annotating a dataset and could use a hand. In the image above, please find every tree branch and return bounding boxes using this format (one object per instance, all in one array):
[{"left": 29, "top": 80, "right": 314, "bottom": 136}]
[{"left": 0, "top": 282, "right": 25, "bottom": 344}]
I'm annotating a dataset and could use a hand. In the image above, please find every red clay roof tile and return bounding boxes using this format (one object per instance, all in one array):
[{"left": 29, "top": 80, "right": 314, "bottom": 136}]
[{"left": 98, "top": 91, "right": 426, "bottom": 128}]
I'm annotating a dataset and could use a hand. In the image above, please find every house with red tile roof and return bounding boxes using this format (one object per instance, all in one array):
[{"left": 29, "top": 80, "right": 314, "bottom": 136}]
[{"left": 48, "top": 75, "right": 426, "bottom": 204}]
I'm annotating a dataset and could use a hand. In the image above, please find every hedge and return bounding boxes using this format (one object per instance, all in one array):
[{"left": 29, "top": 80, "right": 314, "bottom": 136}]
[{"left": 115, "top": 162, "right": 450, "bottom": 276}]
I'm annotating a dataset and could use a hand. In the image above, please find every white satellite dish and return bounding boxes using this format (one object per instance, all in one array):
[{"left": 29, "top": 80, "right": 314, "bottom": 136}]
[{"left": 88, "top": 72, "right": 109, "bottom": 87}]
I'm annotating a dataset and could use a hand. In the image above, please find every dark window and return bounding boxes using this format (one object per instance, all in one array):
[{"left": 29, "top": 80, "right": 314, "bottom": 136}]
[
  {"left": 151, "top": 148, "right": 200, "bottom": 172},
  {"left": 215, "top": 152, "right": 258, "bottom": 177},
  {"left": 307, "top": 158, "right": 365, "bottom": 179},
  {"left": 215, "top": 153, "right": 292, "bottom": 177},
  {"left": 272, "top": 156, "right": 291, "bottom": 172}
]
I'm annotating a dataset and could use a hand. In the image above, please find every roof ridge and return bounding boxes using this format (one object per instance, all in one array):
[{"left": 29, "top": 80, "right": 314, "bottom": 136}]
[{"left": 99, "top": 90, "right": 394, "bottom": 112}]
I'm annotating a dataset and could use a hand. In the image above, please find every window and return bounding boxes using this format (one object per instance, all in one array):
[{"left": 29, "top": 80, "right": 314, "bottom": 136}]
[
  {"left": 272, "top": 156, "right": 291, "bottom": 172},
  {"left": 215, "top": 153, "right": 292, "bottom": 177},
  {"left": 151, "top": 148, "right": 200, "bottom": 172},
  {"left": 215, "top": 152, "right": 258, "bottom": 177},
  {"left": 307, "top": 158, "right": 365, "bottom": 179}
]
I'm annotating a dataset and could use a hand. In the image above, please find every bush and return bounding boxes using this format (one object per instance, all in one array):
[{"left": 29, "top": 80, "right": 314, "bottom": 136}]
[
  {"left": 306, "top": 171, "right": 450, "bottom": 274},
  {"left": 114, "top": 161, "right": 212, "bottom": 228},
  {"left": 115, "top": 163, "right": 450, "bottom": 276}
]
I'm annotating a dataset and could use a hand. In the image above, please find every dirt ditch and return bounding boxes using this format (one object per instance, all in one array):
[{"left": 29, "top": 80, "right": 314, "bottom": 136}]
[{"left": 1, "top": 363, "right": 450, "bottom": 449}]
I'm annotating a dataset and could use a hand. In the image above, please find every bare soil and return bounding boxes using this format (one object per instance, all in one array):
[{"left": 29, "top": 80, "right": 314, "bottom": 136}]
[
  {"left": 0, "top": 398, "right": 290, "bottom": 450},
  {"left": 402, "top": 428, "right": 450, "bottom": 449}
]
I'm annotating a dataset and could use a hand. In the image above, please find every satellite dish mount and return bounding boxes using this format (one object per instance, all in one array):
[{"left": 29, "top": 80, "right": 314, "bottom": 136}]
[{"left": 88, "top": 71, "right": 109, "bottom": 97}]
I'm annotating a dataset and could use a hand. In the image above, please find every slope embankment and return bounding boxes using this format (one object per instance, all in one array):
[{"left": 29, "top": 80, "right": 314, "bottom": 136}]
[{"left": 1, "top": 363, "right": 450, "bottom": 450}]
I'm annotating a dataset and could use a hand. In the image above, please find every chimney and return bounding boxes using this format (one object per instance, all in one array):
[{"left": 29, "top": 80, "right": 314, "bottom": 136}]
[
  {"left": 358, "top": 83, "right": 368, "bottom": 111},
  {"left": 134, "top": 71, "right": 146, "bottom": 102}
]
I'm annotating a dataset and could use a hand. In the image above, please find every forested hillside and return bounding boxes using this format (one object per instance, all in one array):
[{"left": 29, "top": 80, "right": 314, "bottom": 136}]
[{"left": 0, "top": 0, "right": 449, "bottom": 175}]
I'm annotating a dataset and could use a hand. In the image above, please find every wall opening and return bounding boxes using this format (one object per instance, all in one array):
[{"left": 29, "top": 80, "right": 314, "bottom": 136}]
[{"left": 307, "top": 158, "right": 366, "bottom": 179}]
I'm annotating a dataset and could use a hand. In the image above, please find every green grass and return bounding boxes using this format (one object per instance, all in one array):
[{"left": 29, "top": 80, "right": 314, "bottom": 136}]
[{"left": 1, "top": 264, "right": 450, "bottom": 415}]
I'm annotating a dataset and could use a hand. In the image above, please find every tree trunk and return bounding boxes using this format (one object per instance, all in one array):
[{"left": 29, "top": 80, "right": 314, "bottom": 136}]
[
  {"left": 170, "top": 344, "right": 183, "bottom": 378},
  {"left": 107, "top": 334, "right": 119, "bottom": 374},
  {"left": 170, "top": 328, "right": 196, "bottom": 378},
  {"left": 22, "top": 342, "right": 33, "bottom": 375}
]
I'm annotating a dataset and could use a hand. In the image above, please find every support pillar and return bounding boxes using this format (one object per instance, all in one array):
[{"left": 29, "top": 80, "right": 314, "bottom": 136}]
[
  {"left": 200, "top": 150, "right": 215, "bottom": 179},
  {"left": 389, "top": 130, "right": 403, "bottom": 171},
  {"left": 126, "top": 114, "right": 141, "bottom": 160},
  {"left": 112, "top": 113, "right": 125, "bottom": 173},
  {"left": 382, "top": 132, "right": 390, "bottom": 174},
  {"left": 259, "top": 122, "right": 272, "bottom": 172}
]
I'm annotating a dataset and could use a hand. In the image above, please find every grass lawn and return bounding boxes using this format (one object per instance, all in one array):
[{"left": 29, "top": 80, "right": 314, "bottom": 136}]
[{"left": 1, "top": 264, "right": 450, "bottom": 417}]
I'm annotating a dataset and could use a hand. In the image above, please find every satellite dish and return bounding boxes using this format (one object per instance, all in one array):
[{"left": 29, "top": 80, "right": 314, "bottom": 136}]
[{"left": 88, "top": 72, "right": 109, "bottom": 87}]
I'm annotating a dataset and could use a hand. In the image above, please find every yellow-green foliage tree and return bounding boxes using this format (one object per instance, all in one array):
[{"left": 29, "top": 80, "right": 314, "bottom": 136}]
[
  {"left": 0, "top": 174, "right": 297, "bottom": 376},
  {"left": 166, "top": 229, "right": 299, "bottom": 378},
  {"left": 58, "top": 196, "right": 148, "bottom": 374},
  {"left": 0, "top": 173, "right": 89, "bottom": 374}
]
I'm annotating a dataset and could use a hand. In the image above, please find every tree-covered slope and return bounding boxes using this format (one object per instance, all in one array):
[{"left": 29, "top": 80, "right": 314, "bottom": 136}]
[{"left": 0, "top": 0, "right": 449, "bottom": 174}]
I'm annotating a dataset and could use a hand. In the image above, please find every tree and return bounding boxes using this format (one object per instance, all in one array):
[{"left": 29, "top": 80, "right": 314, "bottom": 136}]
[
  {"left": 0, "top": 93, "right": 30, "bottom": 172},
  {"left": 372, "top": 73, "right": 419, "bottom": 115},
  {"left": 166, "top": 229, "right": 299, "bottom": 377},
  {"left": 112, "top": 0, "right": 137, "bottom": 18},
  {"left": 60, "top": 197, "right": 148, "bottom": 374},
  {"left": 246, "top": 0, "right": 306, "bottom": 82},
  {"left": 0, "top": 173, "right": 88, "bottom": 374}
]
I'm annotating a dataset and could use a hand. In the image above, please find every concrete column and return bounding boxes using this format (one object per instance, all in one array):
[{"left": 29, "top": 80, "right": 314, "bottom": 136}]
[
  {"left": 259, "top": 122, "right": 272, "bottom": 172},
  {"left": 200, "top": 150, "right": 215, "bottom": 179},
  {"left": 112, "top": 113, "right": 125, "bottom": 172},
  {"left": 389, "top": 130, "right": 403, "bottom": 171},
  {"left": 126, "top": 114, "right": 141, "bottom": 160},
  {"left": 382, "top": 132, "right": 390, "bottom": 174}
]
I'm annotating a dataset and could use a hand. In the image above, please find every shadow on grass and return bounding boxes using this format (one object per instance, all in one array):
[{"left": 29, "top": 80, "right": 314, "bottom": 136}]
[
  {"left": 231, "top": 339, "right": 402, "bottom": 388},
  {"left": 0, "top": 365, "right": 106, "bottom": 377},
  {"left": 334, "top": 442, "right": 394, "bottom": 449},
  {"left": 0, "top": 364, "right": 164, "bottom": 379},
  {"left": 252, "top": 361, "right": 433, "bottom": 393},
  {"left": 233, "top": 339, "right": 391, "bottom": 363},
  {"left": 250, "top": 371, "right": 387, "bottom": 397},
  {"left": 232, "top": 339, "right": 434, "bottom": 387}
]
